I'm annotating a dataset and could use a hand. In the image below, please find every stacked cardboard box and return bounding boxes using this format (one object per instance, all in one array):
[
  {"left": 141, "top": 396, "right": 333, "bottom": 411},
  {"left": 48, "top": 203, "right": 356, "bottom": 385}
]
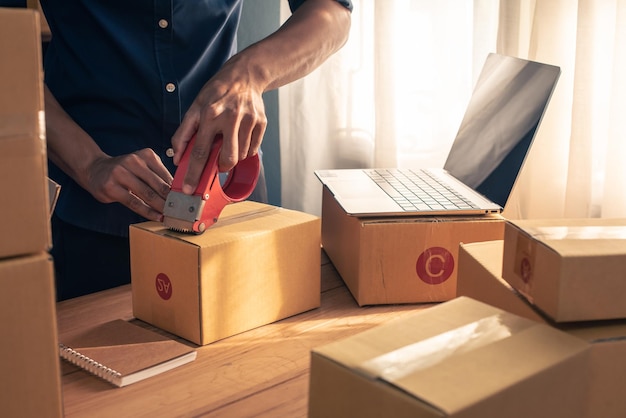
[
  {"left": 456, "top": 222, "right": 626, "bottom": 417},
  {"left": 500, "top": 218, "right": 626, "bottom": 322},
  {"left": 0, "top": 7, "right": 51, "bottom": 259},
  {"left": 0, "top": 7, "right": 63, "bottom": 418},
  {"left": 320, "top": 185, "right": 504, "bottom": 305},
  {"left": 310, "top": 218, "right": 626, "bottom": 417},
  {"left": 130, "top": 201, "right": 322, "bottom": 345}
]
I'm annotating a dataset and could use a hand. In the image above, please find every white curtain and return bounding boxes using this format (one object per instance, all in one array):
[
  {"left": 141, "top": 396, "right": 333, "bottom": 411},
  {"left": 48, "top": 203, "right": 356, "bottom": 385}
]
[{"left": 279, "top": 0, "right": 626, "bottom": 220}]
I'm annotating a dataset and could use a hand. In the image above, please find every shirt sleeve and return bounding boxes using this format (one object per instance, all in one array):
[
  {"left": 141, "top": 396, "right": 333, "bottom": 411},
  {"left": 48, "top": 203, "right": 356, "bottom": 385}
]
[
  {"left": 0, "top": 0, "right": 27, "bottom": 6},
  {"left": 288, "top": 0, "right": 353, "bottom": 13}
]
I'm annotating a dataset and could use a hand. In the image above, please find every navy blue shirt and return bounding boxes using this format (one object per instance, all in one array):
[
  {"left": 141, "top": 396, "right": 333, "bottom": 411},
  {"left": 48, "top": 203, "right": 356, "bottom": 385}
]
[{"left": 40, "top": 0, "right": 352, "bottom": 237}]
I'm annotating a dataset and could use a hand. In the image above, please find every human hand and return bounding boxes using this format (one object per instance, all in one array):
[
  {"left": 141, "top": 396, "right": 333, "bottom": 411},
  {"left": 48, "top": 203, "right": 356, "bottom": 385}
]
[
  {"left": 170, "top": 56, "right": 267, "bottom": 195},
  {"left": 42, "top": 85, "right": 173, "bottom": 222},
  {"left": 84, "top": 149, "right": 173, "bottom": 222}
]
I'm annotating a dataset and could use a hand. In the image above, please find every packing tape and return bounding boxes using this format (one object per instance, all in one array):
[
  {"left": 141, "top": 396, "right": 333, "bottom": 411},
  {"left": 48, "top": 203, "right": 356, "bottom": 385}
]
[
  {"left": 0, "top": 111, "right": 45, "bottom": 141},
  {"left": 356, "top": 314, "right": 531, "bottom": 382},
  {"left": 524, "top": 225, "right": 626, "bottom": 240}
]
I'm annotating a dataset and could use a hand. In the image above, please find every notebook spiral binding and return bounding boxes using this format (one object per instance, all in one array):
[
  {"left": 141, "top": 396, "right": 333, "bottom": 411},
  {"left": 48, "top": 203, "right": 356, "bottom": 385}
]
[{"left": 59, "top": 343, "right": 122, "bottom": 382}]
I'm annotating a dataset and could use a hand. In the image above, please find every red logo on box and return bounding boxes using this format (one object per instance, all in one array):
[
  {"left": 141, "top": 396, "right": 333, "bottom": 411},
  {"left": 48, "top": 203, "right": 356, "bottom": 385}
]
[
  {"left": 520, "top": 257, "right": 532, "bottom": 283},
  {"left": 416, "top": 247, "right": 454, "bottom": 285},
  {"left": 155, "top": 273, "right": 173, "bottom": 300}
]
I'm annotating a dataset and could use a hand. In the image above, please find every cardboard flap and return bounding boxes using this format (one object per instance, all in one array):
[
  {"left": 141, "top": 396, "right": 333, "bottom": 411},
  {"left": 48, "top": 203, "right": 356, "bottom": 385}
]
[
  {"left": 131, "top": 202, "right": 319, "bottom": 247},
  {"left": 356, "top": 313, "right": 531, "bottom": 382},
  {"left": 393, "top": 324, "right": 588, "bottom": 414},
  {"left": 314, "top": 297, "right": 516, "bottom": 369},
  {"left": 314, "top": 297, "right": 589, "bottom": 415}
]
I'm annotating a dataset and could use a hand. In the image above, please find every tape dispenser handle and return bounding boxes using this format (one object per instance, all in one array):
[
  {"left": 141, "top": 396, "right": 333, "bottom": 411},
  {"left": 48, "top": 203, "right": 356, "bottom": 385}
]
[{"left": 172, "top": 134, "right": 260, "bottom": 203}]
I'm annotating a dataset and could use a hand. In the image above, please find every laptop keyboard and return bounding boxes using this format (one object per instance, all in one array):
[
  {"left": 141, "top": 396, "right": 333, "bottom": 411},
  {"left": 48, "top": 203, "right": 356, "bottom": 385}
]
[{"left": 365, "top": 168, "right": 479, "bottom": 212}]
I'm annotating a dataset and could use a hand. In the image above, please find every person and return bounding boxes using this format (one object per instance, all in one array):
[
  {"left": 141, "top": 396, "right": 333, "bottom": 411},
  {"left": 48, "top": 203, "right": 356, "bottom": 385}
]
[{"left": 38, "top": 0, "right": 353, "bottom": 300}]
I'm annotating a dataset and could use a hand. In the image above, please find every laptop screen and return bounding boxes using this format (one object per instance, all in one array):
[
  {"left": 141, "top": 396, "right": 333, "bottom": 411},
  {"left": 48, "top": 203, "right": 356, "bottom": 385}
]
[{"left": 443, "top": 53, "right": 561, "bottom": 207}]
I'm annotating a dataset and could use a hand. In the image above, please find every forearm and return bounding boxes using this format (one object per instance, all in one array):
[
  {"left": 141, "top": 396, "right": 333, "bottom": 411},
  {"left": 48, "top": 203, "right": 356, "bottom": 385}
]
[
  {"left": 44, "top": 85, "right": 107, "bottom": 189},
  {"left": 45, "top": 85, "right": 172, "bottom": 218},
  {"left": 170, "top": 0, "right": 351, "bottom": 182},
  {"left": 225, "top": 0, "right": 351, "bottom": 93}
]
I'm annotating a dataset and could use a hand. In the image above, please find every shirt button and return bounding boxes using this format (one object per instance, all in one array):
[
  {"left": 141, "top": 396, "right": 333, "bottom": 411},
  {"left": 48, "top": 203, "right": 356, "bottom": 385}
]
[
  {"left": 158, "top": 19, "right": 169, "bottom": 29},
  {"left": 165, "top": 83, "right": 176, "bottom": 93}
]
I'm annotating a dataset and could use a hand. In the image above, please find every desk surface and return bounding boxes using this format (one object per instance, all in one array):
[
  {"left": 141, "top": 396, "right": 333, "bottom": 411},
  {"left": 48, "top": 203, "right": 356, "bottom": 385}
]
[{"left": 57, "top": 251, "right": 433, "bottom": 418}]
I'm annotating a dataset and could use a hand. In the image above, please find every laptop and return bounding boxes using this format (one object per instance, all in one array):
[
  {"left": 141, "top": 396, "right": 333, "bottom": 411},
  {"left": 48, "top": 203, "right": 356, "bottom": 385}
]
[{"left": 315, "top": 53, "right": 561, "bottom": 217}]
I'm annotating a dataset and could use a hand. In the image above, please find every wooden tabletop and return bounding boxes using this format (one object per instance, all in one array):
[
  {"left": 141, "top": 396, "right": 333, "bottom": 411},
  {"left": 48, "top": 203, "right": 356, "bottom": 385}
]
[{"left": 57, "top": 251, "right": 434, "bottom": 418}]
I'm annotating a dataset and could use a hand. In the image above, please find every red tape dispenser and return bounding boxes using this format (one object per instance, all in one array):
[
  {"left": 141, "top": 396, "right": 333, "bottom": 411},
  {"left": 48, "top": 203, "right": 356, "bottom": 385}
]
[{"left": 163, "top": 134, "right": 260, "bottom": 234}]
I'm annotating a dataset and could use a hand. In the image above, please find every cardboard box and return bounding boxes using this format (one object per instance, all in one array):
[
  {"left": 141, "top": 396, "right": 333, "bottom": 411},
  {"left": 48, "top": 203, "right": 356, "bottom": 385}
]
[
  {"left": 47, "top": 177, "right": 61, "bottom": 216},
  {"left": 457, "top": 240, "right": 548, "bottom": 323},
  {"left": 502, "top": 218, "right": 626, "bottom": 322},
  {"left": 0, "top": 253, "right": 63, "bottom": 418},
  {"left": 309, "top": 296, "right": 590, "bottom": 418},
  {"left": 0, "top": 8, "right": 52, "bottom": 259},
  {"left": 26, "top": 0, "right": 52, "bottom": 42},
  {"left": 321, "top": 186, "right": 504, "bottom": 305},
  {"left": 130, "top": 201, "right": 321, "bottom": 345},
  {"left": 457, "top": 240, "right": 626, "bottom": 418},
  {"left": 564, "top": 321, "right": 626, "bottom": 418}
]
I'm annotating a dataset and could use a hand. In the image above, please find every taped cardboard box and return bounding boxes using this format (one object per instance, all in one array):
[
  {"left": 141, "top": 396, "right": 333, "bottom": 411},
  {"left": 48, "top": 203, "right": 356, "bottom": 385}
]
[
  {"left": 502, "top": 218, "right": 626, "bottom": 322},
  {"left": 130, "top": 201, "right": 321, "bottom": 346},
  {"left": 457, "top": 240, "right": 626, "bottom": 418},
  {"left": 0, "top": 253, "right": 63, "bottom": 418},
  {"left": 457, "top": 240, "right": 548, "bottom": 323},
  {"left": 0, "top": 8, "right": 51, "bottom": 259},
  {"left": 321, "top": 186, "right": 504, "bottom": 305},
  {"left": 309, "top": 296, "right": 589, "bottom": 418}
]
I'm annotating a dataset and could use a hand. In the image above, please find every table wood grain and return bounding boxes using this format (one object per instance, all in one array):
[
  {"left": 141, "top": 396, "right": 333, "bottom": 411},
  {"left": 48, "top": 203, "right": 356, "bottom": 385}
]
[{"left": 57, "top": 251, "right": 433, "bottom": 418}]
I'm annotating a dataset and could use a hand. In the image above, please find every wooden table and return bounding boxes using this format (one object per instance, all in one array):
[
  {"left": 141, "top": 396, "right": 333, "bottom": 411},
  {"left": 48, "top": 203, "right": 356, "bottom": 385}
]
[{"left": 57, "top": 251, "right": 434, "bottom": 418}]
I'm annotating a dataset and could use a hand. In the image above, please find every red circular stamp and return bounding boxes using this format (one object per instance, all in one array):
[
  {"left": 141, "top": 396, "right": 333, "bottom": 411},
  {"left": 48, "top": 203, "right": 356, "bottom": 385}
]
[
  {"left": 416, "top": 247, "right": 455, "bottom": 285},
  {"left": 155, "top": 273, "right": 173, "bottom": 300},
  {"left": 520, "top": 257, "right": 532, "bottom": 283}
]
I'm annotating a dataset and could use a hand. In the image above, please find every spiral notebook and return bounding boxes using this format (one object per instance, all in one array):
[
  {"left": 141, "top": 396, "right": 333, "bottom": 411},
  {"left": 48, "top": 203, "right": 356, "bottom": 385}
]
[{"left": 59, "top": 319, "right": 197, "bottom": 388}]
